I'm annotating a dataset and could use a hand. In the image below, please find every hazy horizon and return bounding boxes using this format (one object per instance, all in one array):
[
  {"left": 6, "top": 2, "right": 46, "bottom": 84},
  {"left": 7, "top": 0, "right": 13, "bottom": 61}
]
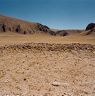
[{"left": 0, "top": 0, "right": 95, "bottom": 29}]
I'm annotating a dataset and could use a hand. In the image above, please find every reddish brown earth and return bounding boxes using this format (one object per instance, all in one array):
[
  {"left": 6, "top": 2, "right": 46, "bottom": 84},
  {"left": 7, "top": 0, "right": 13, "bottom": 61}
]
[{"left": 0, "top": 15, "right": 52, "bottom": 34}]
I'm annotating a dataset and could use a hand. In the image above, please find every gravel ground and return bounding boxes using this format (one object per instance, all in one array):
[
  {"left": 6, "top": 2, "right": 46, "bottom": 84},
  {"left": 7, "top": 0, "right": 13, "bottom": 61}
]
[{"left": 0, "top": 43, "right": 95, "bottom": 96}]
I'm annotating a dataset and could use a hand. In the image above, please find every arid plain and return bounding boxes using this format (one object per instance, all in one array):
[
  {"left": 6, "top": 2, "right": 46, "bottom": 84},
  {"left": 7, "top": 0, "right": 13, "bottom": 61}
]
[
  {"left": 0, "top": 15, "right": 95, "bottom": 96},
  {"left": 0, "top": 32, "right": 95, "bottom": 96}
]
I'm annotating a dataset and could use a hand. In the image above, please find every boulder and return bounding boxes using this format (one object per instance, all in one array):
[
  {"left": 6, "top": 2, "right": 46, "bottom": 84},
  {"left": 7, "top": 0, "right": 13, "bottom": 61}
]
[
  {"left": 56, "top": 30, "right": 68, "bottom": 36},
  {"left": 85, "top": 23, "right": 95, "bottom": 32},
  {"left": 0, "top": 23, "right": 7, "bottom": 32},
  {"left": 49, "top": 31, "right": 56, "bottom": 35},
  {"left": 15, "top": 25, "right": 22, "bottom": 32},
  {"left": 36, "top": 23, "right": 50, "bottom": 32}
]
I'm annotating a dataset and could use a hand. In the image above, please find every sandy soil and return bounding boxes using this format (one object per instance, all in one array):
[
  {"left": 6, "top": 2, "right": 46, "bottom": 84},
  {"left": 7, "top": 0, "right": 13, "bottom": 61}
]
[
  {"left": 0, "top": 32, "right": 95, "bottom": 46},
  {"left": 0, "top": 33, "right": 95, "bottom": 96},
  {"left": 0, "top": 42, "right": 95, "bottom": 96}
]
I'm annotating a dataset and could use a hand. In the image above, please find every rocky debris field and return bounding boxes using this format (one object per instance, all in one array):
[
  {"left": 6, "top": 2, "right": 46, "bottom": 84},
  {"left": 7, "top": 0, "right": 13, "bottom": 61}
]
[
  {"left": 0, "top": 43, "right": 95, "bottom": 96},
  {"left": 0, "top": 43, "right": 95, "bottom": 52}
]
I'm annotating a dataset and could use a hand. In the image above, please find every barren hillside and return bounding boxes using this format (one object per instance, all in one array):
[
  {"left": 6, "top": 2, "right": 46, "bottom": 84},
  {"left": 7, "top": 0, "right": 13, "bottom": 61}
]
[
  {"left": 0, "top": 15, "right": 52, "bottom": 34},
  {"left": 0, "top": 15, "right": 95, "bottom": 37}
]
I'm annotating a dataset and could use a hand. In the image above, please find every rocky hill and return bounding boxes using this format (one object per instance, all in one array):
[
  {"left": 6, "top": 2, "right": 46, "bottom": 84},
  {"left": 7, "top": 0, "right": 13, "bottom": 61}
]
[
  {"left": 81, "top": 23, "right": 95, "bottom": 35},
  {"left": 0, "top": 15, "right": 54, "bottom": 34},
  {"left": 85, "top": 23, "right": 95, "bottom": 31},
  {"left": 0, "top": 15, "right": 95, "bottom": 37}
]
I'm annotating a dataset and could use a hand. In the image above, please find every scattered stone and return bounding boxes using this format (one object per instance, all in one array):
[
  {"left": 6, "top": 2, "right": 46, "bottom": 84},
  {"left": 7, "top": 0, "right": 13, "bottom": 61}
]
[
  {"left": 23, "top": 78, "right": 27, "bottom": 81},
  {"left": 93, "top": 51, "right": 95, "bottom": 54},
  {"left": 52, "top": 80, "right": 61, "bottom": 86}
]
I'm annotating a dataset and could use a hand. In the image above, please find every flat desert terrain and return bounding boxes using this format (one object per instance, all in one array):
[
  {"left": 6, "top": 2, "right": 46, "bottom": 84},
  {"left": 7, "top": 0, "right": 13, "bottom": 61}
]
[
  {"left": 0, "top": 32, "right": 95, "bottom": 45},
  {"left": 0, "top": 32, "right": 95, "bottom": 96}
]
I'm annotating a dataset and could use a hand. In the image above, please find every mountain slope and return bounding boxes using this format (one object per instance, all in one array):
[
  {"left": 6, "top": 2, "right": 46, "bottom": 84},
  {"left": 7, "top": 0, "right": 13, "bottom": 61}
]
[{"left": 0, "top": 15, "right": 53, "bottom": 34}]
